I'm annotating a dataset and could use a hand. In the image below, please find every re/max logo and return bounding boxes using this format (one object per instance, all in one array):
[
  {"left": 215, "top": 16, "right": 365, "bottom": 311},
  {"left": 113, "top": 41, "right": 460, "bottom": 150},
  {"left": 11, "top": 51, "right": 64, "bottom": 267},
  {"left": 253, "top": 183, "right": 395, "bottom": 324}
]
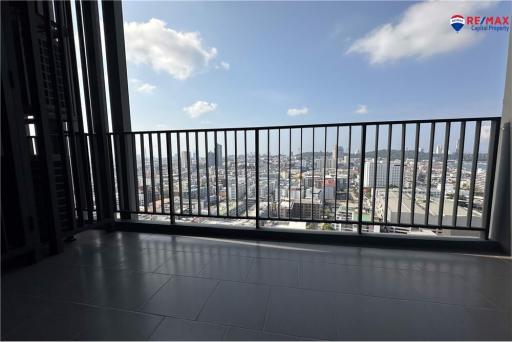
[{"left": 466, "top": 16, "right": 510, "bottom": 25}]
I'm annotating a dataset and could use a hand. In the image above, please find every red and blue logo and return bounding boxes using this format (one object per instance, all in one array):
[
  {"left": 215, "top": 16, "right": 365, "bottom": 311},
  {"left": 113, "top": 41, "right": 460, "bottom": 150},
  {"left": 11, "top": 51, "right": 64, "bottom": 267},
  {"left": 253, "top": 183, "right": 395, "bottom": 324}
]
[
  {"left": 451, "top": 14, "right": 510, "bottom": 33},
  {"left": 450, "top": 14, "right": 465, "bottom": 32}
]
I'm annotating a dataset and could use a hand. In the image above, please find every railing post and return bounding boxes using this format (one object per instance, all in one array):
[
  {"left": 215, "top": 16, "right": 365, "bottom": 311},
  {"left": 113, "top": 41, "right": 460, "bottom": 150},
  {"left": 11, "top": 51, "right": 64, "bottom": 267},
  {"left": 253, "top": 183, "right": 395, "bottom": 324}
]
[{"left": 255, "top": 129, "right": 260, "bottom": 228}]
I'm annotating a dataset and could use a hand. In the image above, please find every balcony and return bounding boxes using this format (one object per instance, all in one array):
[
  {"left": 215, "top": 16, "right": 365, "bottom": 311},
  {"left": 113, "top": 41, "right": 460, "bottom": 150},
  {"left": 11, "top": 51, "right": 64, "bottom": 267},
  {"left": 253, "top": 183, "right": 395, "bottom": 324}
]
[{"left": 2, "top": 1, "right": 511, "bottom": 340}]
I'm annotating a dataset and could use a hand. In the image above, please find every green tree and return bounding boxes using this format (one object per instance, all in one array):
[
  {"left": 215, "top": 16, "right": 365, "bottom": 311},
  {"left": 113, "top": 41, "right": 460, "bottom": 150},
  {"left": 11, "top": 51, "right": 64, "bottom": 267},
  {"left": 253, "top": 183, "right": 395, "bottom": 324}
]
[{"left": 321, "top": 223, "right": 334, "bottom": 231}]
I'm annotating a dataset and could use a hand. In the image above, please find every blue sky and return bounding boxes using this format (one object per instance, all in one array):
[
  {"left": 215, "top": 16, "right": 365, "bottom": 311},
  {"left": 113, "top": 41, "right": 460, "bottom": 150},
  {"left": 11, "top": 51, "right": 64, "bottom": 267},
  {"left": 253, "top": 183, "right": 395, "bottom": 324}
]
[{"left": 121, "top": 1, "right": 510, "bottom": 133}]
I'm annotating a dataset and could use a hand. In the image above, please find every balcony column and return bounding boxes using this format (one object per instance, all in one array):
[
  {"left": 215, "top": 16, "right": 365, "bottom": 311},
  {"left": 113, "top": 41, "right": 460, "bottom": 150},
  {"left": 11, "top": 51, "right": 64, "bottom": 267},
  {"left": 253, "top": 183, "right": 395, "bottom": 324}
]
[
  {"left": 102, "top": 0, "right": 136, "bottom": 220},
  {"left": 490, "top": 29, "right": 512, "bottom": 255},
  {"left": 81, "top": 0, "right": 115, "bottom": 225}
]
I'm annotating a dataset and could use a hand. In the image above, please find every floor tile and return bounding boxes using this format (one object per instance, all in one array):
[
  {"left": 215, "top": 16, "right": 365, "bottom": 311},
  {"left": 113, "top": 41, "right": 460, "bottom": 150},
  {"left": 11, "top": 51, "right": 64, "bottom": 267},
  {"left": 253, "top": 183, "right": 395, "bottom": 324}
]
[
  {"left": 1, "top": 262, "right": 78, "bottom": 297},
  {"left": 198, "top": 255, "right": 255, "bottom": 281},
  {"left": 74, "top": 307, "right": 163, "bottom": 341},
  {"left": 464, "top": 274, "right": 512, "bottom": 311},
  {"left": 302, "top": 261, "right": 421, "bottom": 300},
  {"left": 428, "top": 303, "right": 512, "bottom": 340},
  {"left": 335, "top": 294, "right": 440, "bottom": 340},
  {"left": 154, "top": 251, "right": 211, "bottom": 276},
  {"left": 264, "top": 286, "right": 340, "bottom": 340},
  {"left": 1, "top": 295, "right": 53, "bottom": 338},
  {"left": 141, "top": 276, "right": 218, "bottom": 319},
  {"left": 149, "top": 317, "right": 226, "bottom": 341},
  {"left": 118, "top": 248, "right": 176, "bottom": 272},
  {"left": 409, "top": 252, "right": 512, "bottom": 279},
  {"left": 85, "top": 270, "right": 171, "bottom": 310},
  {"left": 43, "top": 244, "right": 126, "bottom": 269},
  {"left": 34, "top": 266, "right": 170, "bottom": 310},
  {"left": 76, "top": 230, "right": 150, "bottom": 250},
  {"left": 224, "top": 327, "right": 302, "bottom": 341},
  {"left": 4, "top": 301, "right": 92, "bottom": 340},
  {"left": 246, "top": 258, "right": 300, "bottom": 287},
  {"left": 401, "top": 269, "right": 496, "bottom": 308},
  {"left": 198, "top": 281, "right": 270, "bottom": 329}
]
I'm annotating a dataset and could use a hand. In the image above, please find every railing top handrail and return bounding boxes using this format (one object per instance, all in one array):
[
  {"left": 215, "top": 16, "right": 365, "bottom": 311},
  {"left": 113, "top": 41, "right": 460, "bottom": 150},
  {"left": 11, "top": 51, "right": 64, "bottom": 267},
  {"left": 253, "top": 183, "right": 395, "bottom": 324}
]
[{"left": 104, "top": 116, "right": 501, "bottom": 135}]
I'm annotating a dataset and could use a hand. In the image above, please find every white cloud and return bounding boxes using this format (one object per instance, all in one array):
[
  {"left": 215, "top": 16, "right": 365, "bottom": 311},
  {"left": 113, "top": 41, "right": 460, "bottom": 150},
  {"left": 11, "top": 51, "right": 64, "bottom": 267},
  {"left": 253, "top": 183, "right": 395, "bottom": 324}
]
[
  {"left": 183, "top": 101, "right": 218, "bottom": 118},
  {"left": 287, "top": 107, "right": 309, "bottom": 116},
  {"left": 129, "top": 78, "right": 156, "bottom": 94},
  {"left": 347, "top": 1, "right": 496, "bottom": 64},
  {"left": 355, "top": 104, "right": 368, "bottom": 114},
  {"left": 124, "top": 18, "right": 221, "bottom": 80},
  {"left": 220, "top": 61, "right": 230, "bottom": 70}
]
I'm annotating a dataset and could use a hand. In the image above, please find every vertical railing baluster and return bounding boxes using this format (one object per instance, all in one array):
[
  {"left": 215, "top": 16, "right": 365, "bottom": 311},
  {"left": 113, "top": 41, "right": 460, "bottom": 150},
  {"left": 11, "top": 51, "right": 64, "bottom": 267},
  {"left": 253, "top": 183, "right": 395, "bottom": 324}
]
[
  {"left": 131, "top": 133, "right": 139, "bottom": 216},
  {"left": 300, "top": 128, "right": 303, "bottom": 221},
  {"left": 452, "top": 122, "right": 465, "bottom": 227},
  {"left": 346, "top": 126, "right": 351, "bottom": 222},
  {"left": 312, "top": 128, "right": 315, "bottom": 220},
  {"left": 196, "top": 131, "right": 200, "bottom": 216},
  {"left": 141, "top": 134, "right": 148, "bottom": 213},
  {"left": 267, "top": 130, "right": 270, "bottom": 219},
  {"left": 289, "top": 128, "right": 292, "bottom": 220},
  {"left": 214, "top": 131, "right": 220, "bottom": 216},
  {"left": 186, "top": 132, "right": 192, "bottom": 214},
  {"left": 322, "top": 126, "right": 327, "bottom": 221},
  {"left": 166, "top": 132, "right": 175, "bottom": 224},
  {"left": 425, "top": 123, "right": 435, "bottom": 226},
  {"left": 278, "top": 129, "right": 281, "bottom": 220},
  {"left": 205, "top": 132, "right": 211, "bottom": 216},
  {"left": 438, "top": 122, "right": 451, "bottom": 227},
  {"left": 158, "top": 133, "right": 164, "bottom": 214},
  {"left": 224, "top": 131, "right": 229, "bottom": 217},
  {"left": 358, "top": 125, "right": 366, "bottom": 233},
  {"left": 334, "top": 126, "right": 339, "bottom": 222},
  {"left": 397, "top": 124, "right": 406, "bottom": 224},
  {"left": 177, "top": 133, "right": 183, "bottom": 214},
  {"left": 384, "top": 124, "right": 391, "bottom": 225},
  {"left": 467, "top": 121, "right": 481, "bottom": 227},
  {"left": 149, "top": 134, "right": 156, "bottom": 214},
  {"left": 244, "top": 130, "right": 248, "bottom": 218},
  {"left": 371, "top": 125, "right": 379, "bottom": 223},
  {"left": 235, "top": 131, "right": 239, "bottom": 217},
  {"left": 410, "top": 123, "right": 420, "bottom": 225},
  {"left": 255, "top": 129, "right": 260, "bottom": 227}
]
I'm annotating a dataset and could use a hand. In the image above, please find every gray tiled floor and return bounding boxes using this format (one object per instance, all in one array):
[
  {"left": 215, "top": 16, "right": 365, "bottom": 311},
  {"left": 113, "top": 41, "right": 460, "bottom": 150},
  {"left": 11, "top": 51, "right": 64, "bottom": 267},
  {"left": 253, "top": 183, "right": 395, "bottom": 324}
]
[{"left": 2, "top": 229, "right": 511, "bottom": 341}]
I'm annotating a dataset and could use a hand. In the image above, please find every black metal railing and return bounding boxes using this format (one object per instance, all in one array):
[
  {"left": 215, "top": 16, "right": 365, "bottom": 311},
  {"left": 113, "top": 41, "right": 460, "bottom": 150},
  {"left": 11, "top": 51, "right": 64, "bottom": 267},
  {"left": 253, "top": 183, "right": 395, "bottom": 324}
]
[{"left": 82, "top": 117, "right": 500, "bottom": 238}]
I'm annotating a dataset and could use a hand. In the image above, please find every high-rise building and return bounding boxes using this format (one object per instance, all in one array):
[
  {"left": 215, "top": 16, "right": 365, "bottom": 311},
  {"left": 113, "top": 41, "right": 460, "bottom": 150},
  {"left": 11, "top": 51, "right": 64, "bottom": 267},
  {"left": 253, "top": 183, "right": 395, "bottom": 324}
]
[
  {"left": 363, "top": 161, "right": 401, "bottom": 187},
  {"left": 180, "top": 151, "right": 189, "bottom": 164},
  {"left": 332, "top": 144, "right": 344, "bottom": 161},
  {"left": 216, "top": 143, "right": 223, "bottom": 167}
]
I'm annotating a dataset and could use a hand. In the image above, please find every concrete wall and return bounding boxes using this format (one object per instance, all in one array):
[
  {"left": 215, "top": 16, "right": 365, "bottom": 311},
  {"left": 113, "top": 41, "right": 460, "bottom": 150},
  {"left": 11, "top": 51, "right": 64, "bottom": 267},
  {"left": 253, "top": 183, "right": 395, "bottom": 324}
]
[{"left": 490, "top": 30, "right": 512, "bottom": 255}]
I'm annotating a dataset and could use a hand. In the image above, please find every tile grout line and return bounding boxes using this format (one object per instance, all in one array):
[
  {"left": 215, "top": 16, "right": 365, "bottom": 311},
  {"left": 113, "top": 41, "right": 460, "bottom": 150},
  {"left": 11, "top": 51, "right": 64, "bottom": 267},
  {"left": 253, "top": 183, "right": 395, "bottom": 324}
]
[
  {"left": 136, "top": 275, "right": 175, "bottom": 312},
  {"left": 193, "top": 279, "right": 221, "bottom": 321},
  {"left": 146, "top": 315, "right": 167, "bottom": 340},
  {"left": 261, "top": 285, "right": 274, "bottom": 332}
]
